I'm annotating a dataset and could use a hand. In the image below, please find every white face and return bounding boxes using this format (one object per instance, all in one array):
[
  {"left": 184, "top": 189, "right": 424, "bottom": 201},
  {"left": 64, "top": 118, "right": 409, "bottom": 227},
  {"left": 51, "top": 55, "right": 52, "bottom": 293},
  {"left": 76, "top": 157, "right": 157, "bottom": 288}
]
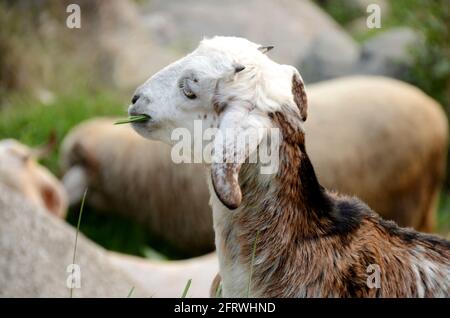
[
  {"left": 128, "top": 36, "right": 307, "bottom": 209},
  {"left": 128, "top": 47, "right": 234, "bottom": 145}
]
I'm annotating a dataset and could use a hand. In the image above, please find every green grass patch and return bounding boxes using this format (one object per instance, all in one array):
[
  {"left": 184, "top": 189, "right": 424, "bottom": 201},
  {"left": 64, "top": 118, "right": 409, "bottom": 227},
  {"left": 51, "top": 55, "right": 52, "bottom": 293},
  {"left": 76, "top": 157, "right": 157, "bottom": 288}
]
[
  {"left": 0, "top": 91, "right": 126, "bottom": 174},
  {"left": 0, "top": 91, "right": 178, "bottom": 258}
]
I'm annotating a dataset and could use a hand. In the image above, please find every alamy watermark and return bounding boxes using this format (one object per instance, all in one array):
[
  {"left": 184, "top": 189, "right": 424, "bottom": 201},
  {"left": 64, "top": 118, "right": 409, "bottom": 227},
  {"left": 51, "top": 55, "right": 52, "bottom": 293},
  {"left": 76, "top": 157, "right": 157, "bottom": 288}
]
[
  {"left": 366, "top": 264, "right": 381, "bottom": 289},
  {"left": 66, "top": 4, "right": 81, "bottom": 29},
  {"left": 66, "top": 263, "right": 81, "bottom": 289},
  {"left": 366, "top": 4, "right": 382, "bottom": 29},
  {"left": 170, "top": 120, "right": 281, "bottom": 174}
]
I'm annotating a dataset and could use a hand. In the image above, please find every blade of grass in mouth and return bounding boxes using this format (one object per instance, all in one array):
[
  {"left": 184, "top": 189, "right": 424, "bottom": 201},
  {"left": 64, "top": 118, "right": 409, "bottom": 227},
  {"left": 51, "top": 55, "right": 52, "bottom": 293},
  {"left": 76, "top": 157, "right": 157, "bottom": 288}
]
[{"left": 114, "top": 115, "right": 150, "bottom": 125}]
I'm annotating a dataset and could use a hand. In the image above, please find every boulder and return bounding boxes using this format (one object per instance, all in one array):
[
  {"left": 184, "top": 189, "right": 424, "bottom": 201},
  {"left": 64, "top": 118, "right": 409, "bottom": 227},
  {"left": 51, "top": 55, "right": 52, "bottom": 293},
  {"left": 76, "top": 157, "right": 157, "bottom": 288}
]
[
  {"left": 300, "top": 26, "right": 422, "bottom": 83},
  {"left": 357, "top": 27, "right": 421, "bottom": 78},
  {"left": 141, "top": 0, "right": 355, "bottom": 66},
  {"left": 298, "top": 31, "right": 360, "bottom": 82},
  {"left": 0, "top": 185, "right": 150, "bottom": 297}
]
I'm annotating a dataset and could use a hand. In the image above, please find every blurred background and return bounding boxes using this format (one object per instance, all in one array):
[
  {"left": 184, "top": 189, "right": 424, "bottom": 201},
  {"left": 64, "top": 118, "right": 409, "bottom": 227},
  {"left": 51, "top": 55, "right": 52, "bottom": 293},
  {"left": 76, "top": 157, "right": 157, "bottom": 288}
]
[{"left": 0, "top": 0, "right": 449, "bottom": 264}]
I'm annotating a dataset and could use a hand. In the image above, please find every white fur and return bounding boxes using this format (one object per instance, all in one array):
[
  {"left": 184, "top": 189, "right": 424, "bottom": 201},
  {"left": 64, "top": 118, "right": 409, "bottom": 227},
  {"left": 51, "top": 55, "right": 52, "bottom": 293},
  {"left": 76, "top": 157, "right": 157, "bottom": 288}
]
[{"left": 129, "top": 36, "right": 300, "bottom": 150}]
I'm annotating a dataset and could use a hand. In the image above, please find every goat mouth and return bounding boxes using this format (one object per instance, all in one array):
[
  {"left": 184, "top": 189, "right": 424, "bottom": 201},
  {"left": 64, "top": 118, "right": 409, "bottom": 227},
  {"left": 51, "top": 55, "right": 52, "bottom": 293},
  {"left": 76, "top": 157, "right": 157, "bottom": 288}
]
[{"left": 114, "top": 114, "right": 151, "bottom": 125}]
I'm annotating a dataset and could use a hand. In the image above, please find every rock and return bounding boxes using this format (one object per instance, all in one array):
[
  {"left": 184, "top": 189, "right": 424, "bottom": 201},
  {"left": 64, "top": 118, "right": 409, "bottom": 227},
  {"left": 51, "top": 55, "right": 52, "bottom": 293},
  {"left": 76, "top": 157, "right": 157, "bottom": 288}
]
[
  {"left": 141, "top": 0, "right": 354, "bottom": 66},
  {"left": 0, "top": 184, "right": 150, "bottom": 297},
  {"left": 74, "top": 0, "right": 181, "bottom": 90},
  {"left": 300, "top": 27, "right": 422, "bottom": 83},
  {"left": 108, "top": 252, "right": 218, "bottom": 298},
  {"left": 357, "top": 27, "right": 421, "bottom": 78},
  {"left": 298, "top": 31, "right": 360, "bottom": 83}
]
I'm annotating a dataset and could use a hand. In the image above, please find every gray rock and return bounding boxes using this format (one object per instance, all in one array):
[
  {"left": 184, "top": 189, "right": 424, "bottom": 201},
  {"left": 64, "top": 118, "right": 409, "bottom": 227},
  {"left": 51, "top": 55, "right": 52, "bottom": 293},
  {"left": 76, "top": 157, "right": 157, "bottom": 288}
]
[
  {"left": 141, "top": 0, "right": 354, "bottom": 66},
  {"left": 0, "top": 185, "right": 151, "bottom": 297},
  {"left": 300, "top": 27, "right": 421, "bottom": 83},
  {"left": 357, "top": 27, "right": 421, "bottom": 78},
  {"left": 299, "top": 31, "right": 360, "bottom": 83}
]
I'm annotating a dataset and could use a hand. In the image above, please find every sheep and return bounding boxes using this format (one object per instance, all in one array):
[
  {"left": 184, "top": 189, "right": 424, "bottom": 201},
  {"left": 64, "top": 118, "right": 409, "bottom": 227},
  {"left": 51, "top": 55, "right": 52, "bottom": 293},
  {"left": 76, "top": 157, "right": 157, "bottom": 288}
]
[
  {"left": 60, "top": 120, "right": 214, "bottom": 256},
  {"left": 0, "top": 140, "right": 217, "bottom": 297},
  {"left": 127, "top": 36, "right": 450, "bottom": 297},
  {"left": 0, "top": 139, "right": 217, "bottom": 296},
  {"left": 0, "top": 139, "right": 67, "bottom": 218},
  {"left": 305, "top": 76, "right": 448, "bottom": 233},
  {"left": 60, "top": 75, "right": 447, "bottom": 257}
]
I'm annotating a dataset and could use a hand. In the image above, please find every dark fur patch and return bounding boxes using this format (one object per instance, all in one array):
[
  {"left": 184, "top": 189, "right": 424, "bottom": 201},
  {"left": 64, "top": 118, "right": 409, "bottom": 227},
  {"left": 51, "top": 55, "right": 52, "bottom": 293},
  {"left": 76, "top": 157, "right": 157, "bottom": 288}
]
[
  {"left": 292, "top": 74, "right": 308, "bottom": 121},
  {"left": 215, "top": 93, "right": 450, "bottom": 298}
]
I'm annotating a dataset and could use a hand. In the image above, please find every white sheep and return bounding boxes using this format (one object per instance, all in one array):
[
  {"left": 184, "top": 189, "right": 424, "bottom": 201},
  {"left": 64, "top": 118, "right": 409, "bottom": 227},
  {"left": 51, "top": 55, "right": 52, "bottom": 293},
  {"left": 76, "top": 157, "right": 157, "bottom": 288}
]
[
  {"left": 0, "top": 139, "right": 67, "bottom": 218},
  {"left": 128, "top": 36, "right": 450, "bottom": 297},
  {"left": 60, "top": 119, "right": 214, "bottom": 256}
]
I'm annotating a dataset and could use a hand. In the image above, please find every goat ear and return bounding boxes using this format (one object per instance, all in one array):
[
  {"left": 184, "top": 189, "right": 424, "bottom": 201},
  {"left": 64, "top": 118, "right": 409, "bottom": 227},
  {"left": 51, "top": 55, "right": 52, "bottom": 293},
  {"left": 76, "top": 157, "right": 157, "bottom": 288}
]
[
  {"left": 233, "top": 63, "right": 245, "bottom": 73},
  {"left": 258, "top": 45, "right": 274, "bottom": 54},
  {"left": 211, "top": 104, "right": 263, "bottom": 210},
  {"left": 292, "top": 72, "right": 308, "bottom": 121}
]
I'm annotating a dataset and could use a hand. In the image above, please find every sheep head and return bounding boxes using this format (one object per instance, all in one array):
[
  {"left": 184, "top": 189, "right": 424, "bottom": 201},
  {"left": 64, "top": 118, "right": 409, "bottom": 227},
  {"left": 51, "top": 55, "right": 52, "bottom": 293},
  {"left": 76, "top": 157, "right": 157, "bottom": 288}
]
[
  {"left": 0, "top": 139, "right": 68, "bottom": 218},
  {"left": 129, "top": 36, "right": 308, "bottom": 210}
]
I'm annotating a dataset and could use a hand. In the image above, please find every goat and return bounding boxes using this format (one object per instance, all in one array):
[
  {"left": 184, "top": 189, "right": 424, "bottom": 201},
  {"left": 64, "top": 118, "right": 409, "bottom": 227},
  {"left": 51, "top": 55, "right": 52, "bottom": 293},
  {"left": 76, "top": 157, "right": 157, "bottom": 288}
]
[
  {"left": 0, "top": 139, "right": 67, "bottom": 218},
  {"left": 60, "top": 76, "right": 447, "bottom": 257},
  {"left": 127, "top": 36, "right": 450, "bottom": 297}
]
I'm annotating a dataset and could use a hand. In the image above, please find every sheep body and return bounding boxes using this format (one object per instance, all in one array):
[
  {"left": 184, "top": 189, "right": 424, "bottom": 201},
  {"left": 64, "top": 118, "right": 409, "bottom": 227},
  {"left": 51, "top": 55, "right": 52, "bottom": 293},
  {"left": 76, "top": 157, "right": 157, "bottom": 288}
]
[
  {"left": 60, "top": 120, "right": 214, "bottom": 255},
  {"left": 305, "top": 76, "right": 448, "bottom": 232}
]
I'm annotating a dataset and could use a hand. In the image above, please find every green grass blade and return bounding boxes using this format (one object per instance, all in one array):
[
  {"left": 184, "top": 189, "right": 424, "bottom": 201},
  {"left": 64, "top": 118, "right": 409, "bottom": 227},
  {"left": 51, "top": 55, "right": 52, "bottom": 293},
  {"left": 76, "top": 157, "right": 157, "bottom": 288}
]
[
  {"left": 114, "top": 115, "right": 149, "bottom": 125},
  {"left": 246, "top": 230, "right": 260, "bottom": 298},
  {"left": 181, "top": 278, "right": 192, "bottom": 298},
  {"left": 127, "top": 286, "right": 135, "bottom": 298},
  {"left": 70, "top": 189, "right": 87, "bottom": 298},
  {"left": 215, "top": 281, "right": 222, "bottom": 298}
]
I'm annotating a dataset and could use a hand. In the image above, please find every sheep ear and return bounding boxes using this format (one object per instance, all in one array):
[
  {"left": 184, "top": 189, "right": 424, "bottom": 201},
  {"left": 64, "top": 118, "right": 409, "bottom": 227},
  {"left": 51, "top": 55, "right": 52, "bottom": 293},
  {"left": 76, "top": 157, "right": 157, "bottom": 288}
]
[
  {"left": 211, "top": 104, "right": 263, "bottom": 210},
  {"left": 31, "top": 130, "right": 57, "bottom": 159},
  {"left": 292, "top": 72, "right": 308, "bottom": 121},
  {"left": 258, "top": 45, "right": 274, "bottom": 54}
]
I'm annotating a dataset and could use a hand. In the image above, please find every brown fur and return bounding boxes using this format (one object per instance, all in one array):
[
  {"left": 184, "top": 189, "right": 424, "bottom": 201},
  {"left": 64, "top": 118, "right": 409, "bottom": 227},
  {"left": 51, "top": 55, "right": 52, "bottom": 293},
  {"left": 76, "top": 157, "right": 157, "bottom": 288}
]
[
  {"left": 211, "top": 75, "right": 450, "bottom": 297},
  {"left": 217, "top": 107, "right": 450, "bottom": 297}
]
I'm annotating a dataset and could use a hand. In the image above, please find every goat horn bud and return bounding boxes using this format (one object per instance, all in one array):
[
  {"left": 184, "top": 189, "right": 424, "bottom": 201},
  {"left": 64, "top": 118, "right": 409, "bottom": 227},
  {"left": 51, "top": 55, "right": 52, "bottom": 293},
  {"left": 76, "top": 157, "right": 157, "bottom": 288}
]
[{"left": 258, "top": 45, "right": 274, "bottom": 54}]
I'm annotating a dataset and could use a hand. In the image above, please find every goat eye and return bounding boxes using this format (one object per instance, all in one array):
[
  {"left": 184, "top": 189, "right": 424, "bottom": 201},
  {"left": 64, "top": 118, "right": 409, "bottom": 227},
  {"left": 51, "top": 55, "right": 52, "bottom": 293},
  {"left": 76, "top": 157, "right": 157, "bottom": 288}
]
[
  {"left": 183, "top": 87, "right": 196, "bottom": 99},
  {"left": 181, "top": 80, "right": 197, "bottom": 99}
]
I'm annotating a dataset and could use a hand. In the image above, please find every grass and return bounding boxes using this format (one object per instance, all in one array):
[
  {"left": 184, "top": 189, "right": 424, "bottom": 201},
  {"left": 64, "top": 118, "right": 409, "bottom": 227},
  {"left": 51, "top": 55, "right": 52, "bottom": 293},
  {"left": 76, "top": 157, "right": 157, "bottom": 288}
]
[
  {"left": 70, "top": 189, "right": 87, "bottom": 298},
  {"left": 181, "top": 279, "right": 192, "bottom": 298},
  {"left": 0, "top": 91, "right": 126, "bottom": 173},
  {"left": 127, "top": 286, "right": 135, "bottom": 298},
  {"left": 114, "top": 115, "right": 150, "bottom": 125},
  {"left": 246, "top": 230, "right": 260, "bottom": 298}
]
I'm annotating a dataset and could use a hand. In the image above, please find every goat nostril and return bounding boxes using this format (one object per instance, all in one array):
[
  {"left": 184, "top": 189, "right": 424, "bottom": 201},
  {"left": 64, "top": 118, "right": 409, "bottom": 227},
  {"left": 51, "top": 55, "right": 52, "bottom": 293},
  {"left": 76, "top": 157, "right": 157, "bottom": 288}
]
[{"left": 132, "top": 94, "right": 140, "bottom": 104}]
